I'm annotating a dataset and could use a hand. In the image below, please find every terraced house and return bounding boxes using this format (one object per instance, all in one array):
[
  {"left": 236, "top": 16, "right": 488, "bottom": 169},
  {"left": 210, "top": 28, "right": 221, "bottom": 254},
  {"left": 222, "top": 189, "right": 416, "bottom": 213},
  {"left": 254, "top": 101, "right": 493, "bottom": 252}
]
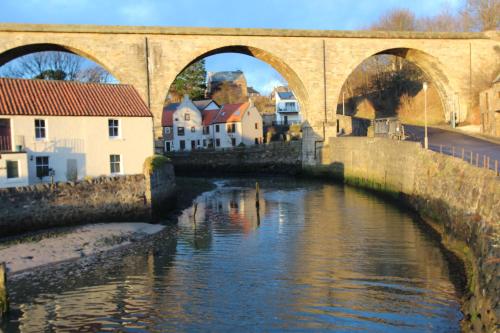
[
  {"left": 162, "top": 95, "right": 263, "bottom": 151},
  {"left": 0, "top": 78, "right": 153, "bottom": 188}
]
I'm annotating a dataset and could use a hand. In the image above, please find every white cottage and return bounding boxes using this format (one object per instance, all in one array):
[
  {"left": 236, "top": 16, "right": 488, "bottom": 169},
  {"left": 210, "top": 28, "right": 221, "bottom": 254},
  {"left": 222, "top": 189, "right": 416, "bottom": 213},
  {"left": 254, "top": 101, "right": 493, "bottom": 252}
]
[
  {"left": 162, "top": 96, "right": 263, "bottom": 151},
  {"left": 0, "top": 78, "right": 154, "bottom": 188},
  {"left": 275, "top": 91, "right": 301, "bottom": 124}
]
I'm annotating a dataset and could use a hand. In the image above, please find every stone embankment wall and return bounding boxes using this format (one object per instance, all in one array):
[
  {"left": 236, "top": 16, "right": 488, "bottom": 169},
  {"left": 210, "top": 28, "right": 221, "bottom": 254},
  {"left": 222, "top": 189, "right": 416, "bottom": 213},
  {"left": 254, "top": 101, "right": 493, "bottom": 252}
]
[
  {"left": 316, "top": 137, "right": 499, "bottom": 332},
  {"left": 0, "top": 159, "right": 175, "bottom": 237},
  {"left": 168, "top": 141, "right": 302, "bottom": 175}
]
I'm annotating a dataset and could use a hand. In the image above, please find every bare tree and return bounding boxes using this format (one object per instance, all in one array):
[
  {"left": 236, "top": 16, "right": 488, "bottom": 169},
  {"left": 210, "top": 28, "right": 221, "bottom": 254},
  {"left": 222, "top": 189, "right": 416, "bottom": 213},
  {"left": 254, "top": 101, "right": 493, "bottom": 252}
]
[
  {"left": 461, "top": 0, "right": 500, "bottom": 31},
  {"left": 0, "top": 51, "right": 112, "bottom": 83},
  {"left": 370, "top": 9, "right": 418, "bottom": 31}
]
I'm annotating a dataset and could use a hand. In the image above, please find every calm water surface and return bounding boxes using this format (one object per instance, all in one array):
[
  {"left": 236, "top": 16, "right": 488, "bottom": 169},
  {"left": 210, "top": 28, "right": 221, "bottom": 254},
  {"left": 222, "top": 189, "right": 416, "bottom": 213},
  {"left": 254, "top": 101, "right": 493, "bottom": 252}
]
[{"left": 1, "top": 178, "right": 462, "bottom": 332}]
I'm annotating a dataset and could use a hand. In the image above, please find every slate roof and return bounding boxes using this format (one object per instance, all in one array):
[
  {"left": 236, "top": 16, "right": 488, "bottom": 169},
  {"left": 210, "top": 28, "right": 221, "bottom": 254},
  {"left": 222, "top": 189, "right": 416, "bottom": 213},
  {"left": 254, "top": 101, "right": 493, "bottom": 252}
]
[
  {"left": 277, "top": 91, "right": 295, "bottom": 100},
  {"left": 208, "top": 70, "right": 244, "bottom": 83},
  {"left": 193, "top": 99, "right": 219, "bottom": 111},
  {"left": 0, "top": 77, "right": 151, "bottom": 117}
]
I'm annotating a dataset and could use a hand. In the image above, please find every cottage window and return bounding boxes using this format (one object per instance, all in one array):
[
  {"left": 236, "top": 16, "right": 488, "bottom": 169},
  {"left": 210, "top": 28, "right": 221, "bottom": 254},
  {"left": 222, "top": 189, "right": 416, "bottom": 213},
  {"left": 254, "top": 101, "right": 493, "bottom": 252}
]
[
  {"left": 185, "top": 114, "right": 190, "bottom": 121},
  {"left": 231, "top": 138, "right": 236, "bottom": 146},
  {"left": 180, "top": 140, "right": 186, "bottom": 150},
  {"left": 6, "top": 160, "right": 19, "bottom": 178},
  {"left": 178, "top": 127, "right": 185, "bottom": 136},
  {"left": 35, "top": 119, "right": 46, "bottom": 140},
  {"left": 191, "top": 126, "right": 196, "bottom": 133},
  {"left": 203, "top": 139, "right": 206, "bottom": 147},
  {"left": 109, "top": 154, "right": 121, "bottom": 174},
  {"left": 216, "top": 138, "right": 220, "bottom": 147},
  {"left": 108, "top": 119, "right": 120, "bottom": 138},
  {"left": 227, "top": 123, "right": 236, "bottom": 133},
  {"left": 203, "top": 126, "right": 210, "bottom": 135},
  {"left": 255, "top": 138, "right": 259, "bottom": 145},
  {"left": 35, "top": 156, "right": 49, "bottom": 178},
  {"left": 164, "top": 127, "right": 171, "bottom": 135},
  {"left": 255, "top": 123, "right": 258, "bottom": 129},
  {"left": 215, "top": 124, "right": 220, "bottom": 133}
]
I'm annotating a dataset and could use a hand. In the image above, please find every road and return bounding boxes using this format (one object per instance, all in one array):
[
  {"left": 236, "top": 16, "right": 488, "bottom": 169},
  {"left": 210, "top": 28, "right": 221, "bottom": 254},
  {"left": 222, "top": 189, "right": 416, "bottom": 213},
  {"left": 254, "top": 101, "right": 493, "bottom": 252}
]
[{"left": 404, "top": 125, "right": 500, "bottom": 170}]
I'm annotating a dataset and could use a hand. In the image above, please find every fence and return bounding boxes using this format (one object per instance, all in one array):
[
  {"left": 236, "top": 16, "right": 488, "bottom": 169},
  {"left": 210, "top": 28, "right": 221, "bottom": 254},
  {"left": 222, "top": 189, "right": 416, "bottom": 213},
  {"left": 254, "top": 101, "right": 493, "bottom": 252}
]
[{"left": 428, "top": 143, "right": 499, "bottom": 176}]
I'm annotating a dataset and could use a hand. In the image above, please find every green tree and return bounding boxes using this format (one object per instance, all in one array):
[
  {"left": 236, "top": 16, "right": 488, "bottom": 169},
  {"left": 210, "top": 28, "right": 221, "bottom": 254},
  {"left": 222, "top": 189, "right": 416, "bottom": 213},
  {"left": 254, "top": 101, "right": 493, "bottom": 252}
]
[{"left": 168, "top": 60, "right": 207, "bottom": 102}]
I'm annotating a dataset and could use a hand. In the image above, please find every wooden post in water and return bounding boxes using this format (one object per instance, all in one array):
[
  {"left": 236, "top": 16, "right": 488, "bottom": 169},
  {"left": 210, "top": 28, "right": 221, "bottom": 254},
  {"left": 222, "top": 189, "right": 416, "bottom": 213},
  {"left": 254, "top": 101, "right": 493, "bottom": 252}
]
[
  {"left": 452, "top": 146, "right": 455, "bottom": 157},
  {"left": 193, "top": 202, "right": 198, "bottom": 224},
  {"left": 461, "top": 148, "right": 464, "bottom": 160},
  {"left": 255, "top": 182, "right": 260, "bottom": 209},
  {"left": 476, "top": 153, "right": 479, "bottom": 167},
  {"left": 0, "top": 262, "right": 8, "bottom": 320},
  {"left": 496, "top": 160, "right": 499, "bottom": 176},
  {"left": 470, "top": 151, "right": 473, "bottom": 164},
  {"left": 439, "top": 145, "right": 443, "bottom": 154}
]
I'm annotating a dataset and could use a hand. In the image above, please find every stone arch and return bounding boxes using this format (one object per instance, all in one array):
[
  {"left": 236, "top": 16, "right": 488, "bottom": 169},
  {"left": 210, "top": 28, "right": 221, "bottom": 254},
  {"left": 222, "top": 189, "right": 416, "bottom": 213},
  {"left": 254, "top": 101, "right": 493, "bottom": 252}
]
[
  {"left": 0, "top": 43, "right": 122, "bottom": 83},
  {"left": 163, "top": 45, "right": 309, "bottom": 116},
  {"left": 336, "top": 47, "right": 458, "bottom": 123}
]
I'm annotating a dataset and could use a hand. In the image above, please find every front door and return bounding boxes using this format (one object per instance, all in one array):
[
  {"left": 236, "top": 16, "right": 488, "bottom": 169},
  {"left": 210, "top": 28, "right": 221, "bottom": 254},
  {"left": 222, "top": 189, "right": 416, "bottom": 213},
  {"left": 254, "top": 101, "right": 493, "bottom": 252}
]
[
  {"left": 284, "top": 115, "right": 288, "bottom": 125},
  {"left": 0, "top": 119, "right": 11, "bottom": 151}
]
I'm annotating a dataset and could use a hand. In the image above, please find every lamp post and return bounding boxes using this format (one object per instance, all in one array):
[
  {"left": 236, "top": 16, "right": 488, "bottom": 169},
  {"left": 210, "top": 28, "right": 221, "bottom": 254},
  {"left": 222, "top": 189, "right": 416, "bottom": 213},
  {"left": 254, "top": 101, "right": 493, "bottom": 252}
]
[{"left": 423, "top": 82, "right": 428, "bottom": 149}]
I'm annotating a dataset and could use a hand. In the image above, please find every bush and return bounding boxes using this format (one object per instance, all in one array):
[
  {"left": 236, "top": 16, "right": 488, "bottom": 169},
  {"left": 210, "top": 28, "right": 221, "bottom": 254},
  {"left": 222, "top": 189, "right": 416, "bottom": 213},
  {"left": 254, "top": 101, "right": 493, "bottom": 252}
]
[{"left": 143, "top": 155, "right": 171, "bottom": 175}]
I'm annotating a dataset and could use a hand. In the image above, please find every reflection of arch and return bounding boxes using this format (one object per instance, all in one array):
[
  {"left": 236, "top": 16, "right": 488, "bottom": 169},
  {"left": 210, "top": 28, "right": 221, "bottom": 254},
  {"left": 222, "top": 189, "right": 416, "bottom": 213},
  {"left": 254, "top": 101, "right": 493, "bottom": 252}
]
[
  {"left": 339, "top": 47, "right": 456, "bottom": 121},
  {"left": 0, "top": 43, "right": 120, "bottom": 82},
  {"left": 165, "top": 45, "right": 308, "bottom": 114}
]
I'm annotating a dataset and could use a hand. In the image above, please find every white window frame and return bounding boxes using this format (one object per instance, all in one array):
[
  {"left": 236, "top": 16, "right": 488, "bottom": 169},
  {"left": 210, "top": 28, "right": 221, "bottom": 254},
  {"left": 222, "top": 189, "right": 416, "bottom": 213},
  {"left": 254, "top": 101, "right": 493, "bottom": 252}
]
[
  {"left": 35, "top": 156, "right": 50, "bottom": 179},
  {"left": 109, "top": 154, "right": 122, "bottom": 175},
  {"left": 108, "top": 119, "right": 120, "bottom": 139},
  {"left": 34, "top": 119, "right": 47, "bottom": 141},
  {"left": 5, "top": 160, "right": 20, "bottom": 179}
]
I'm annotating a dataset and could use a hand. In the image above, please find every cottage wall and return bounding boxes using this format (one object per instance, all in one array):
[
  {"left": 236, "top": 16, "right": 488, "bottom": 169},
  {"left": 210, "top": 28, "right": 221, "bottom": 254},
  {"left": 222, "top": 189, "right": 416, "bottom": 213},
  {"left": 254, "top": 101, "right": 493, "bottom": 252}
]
[{"left": 0, "top": 115, "right": 153, "bottom": 184}]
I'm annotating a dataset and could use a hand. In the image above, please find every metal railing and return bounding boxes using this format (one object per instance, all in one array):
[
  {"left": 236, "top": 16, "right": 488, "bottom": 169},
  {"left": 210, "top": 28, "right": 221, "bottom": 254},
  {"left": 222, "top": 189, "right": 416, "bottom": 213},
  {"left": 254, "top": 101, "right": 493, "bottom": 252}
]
[{"left": 428, "top": 143, "right": 499, "bottom": 176}]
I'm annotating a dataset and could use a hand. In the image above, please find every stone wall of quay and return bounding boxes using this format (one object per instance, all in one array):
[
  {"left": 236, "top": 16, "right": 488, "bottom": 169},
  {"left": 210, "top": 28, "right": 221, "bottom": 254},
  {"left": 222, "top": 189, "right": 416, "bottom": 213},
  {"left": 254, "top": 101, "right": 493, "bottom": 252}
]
[
  {"left": 168, "top": 141, "right": 302, "bottom": 175},
  {"left": 0, "top": 161, "right": 175, "bottom": 237},
  {"left": 315, "top": 137, "right": 499, "bottom": 332}
]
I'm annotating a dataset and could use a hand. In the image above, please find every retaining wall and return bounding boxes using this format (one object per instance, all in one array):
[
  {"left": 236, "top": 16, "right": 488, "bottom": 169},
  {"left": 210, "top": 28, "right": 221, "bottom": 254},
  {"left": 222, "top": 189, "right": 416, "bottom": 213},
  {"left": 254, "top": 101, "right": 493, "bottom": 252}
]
[
  {"left": 0, "top": 161, "right": 175, "bottom": 237},
  {"left": 315, "top": 137, "right": 499, "bottom": 332},
  {"left": 168, "top": 141, "right": 302, "bottom": 175}
]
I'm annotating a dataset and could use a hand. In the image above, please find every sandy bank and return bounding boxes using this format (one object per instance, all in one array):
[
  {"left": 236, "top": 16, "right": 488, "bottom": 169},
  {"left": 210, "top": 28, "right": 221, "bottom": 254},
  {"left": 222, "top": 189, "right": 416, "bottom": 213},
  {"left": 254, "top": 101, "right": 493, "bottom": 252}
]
[{"left": 0, "top": 223, "right": 164, "bottom": 275}]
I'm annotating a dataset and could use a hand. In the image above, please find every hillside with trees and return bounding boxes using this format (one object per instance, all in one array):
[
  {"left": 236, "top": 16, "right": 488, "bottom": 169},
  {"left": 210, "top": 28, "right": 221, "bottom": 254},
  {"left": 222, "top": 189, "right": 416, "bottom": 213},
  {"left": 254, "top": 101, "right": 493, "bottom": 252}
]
[{"left": 342, "top": 0, "right": 499, "bottom": 125}]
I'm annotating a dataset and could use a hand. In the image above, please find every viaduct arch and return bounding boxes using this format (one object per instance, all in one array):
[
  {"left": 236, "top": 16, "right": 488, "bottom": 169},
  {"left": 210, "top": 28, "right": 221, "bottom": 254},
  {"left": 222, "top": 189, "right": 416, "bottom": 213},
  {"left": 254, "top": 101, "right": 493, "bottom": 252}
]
[{"left": 0, "top": 24, "right": 498, "bottom": 145}]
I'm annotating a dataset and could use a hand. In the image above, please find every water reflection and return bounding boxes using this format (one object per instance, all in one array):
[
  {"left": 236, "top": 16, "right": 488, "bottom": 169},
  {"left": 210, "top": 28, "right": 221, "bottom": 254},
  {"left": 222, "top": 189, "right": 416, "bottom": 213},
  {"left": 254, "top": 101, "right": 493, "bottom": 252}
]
[{"left": 1, "top": 178, "right": 462, "bottom": 332}]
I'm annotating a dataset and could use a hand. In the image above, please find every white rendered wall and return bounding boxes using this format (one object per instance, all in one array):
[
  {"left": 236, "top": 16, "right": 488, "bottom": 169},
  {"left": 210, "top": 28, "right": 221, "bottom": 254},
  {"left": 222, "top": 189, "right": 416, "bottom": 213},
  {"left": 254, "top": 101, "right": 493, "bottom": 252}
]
[
  {"left": 0, "top": 115, "right": 154, "bottom": 185},
  {"left": 172, "top": 99, "right": 203, "bottom": 151}
]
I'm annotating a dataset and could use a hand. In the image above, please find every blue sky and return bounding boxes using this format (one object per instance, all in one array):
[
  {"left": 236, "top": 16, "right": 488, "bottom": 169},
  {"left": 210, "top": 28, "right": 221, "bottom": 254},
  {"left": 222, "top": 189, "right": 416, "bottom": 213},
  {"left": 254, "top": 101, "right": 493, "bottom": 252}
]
[{"left": 1, "top": 0, "right": 463, "bottom": 94}]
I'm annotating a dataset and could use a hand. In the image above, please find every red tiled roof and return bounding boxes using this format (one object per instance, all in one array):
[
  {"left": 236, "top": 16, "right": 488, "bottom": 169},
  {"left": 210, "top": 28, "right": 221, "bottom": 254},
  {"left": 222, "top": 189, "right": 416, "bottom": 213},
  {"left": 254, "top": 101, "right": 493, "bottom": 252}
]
[
  {"left": 212, "top": 102, "right": 248, "bottom": 124},
  {"left": 162, "top": 110, "right": 174, "bottom": 127},
  {"left": 202, "top": 109, "right": 220, "bottom": 126},
  {"left": 0, "top": 78, "right": 151, "bottom": 117}
]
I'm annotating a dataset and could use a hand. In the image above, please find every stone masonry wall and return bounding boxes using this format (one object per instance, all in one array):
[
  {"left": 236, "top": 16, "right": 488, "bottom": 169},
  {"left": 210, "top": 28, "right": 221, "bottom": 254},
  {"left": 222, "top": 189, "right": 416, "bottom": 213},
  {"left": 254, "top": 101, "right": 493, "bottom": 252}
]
[
  {"left": 0, "top": 161, "right": 176, "bottom": 237},
  {"left": 168, "top": 141, "right": 302, "bottom": 175},
  {"left": 320, "top": 137, "right": 499, "bottom": 332}
]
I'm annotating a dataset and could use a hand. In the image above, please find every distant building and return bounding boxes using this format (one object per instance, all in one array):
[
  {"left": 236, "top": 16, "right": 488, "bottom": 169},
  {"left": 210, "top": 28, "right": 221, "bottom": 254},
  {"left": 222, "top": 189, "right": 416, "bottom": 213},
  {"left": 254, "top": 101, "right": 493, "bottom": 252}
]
[
  {"left": 274, "top": 90, "right": 301, "bottom": 124},
  {"left": 479, "top": 75, "right": 500, "bottom": 137},
  {"left": 0, "top": 78, "right": 153, "bottom": 188},
  {"left": 162, "top": 95, "right": 263, "bottom": 151},
  {"left": 206, "top": 70, "right": 248, "bottom": 100},
  {"left": 247, "top": 86, "right": 260, "bottom": 97}
]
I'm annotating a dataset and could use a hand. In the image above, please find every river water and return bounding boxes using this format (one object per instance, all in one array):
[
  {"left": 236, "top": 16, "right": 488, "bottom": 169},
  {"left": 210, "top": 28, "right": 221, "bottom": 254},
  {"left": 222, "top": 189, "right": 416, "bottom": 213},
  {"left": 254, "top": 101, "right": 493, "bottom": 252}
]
[{"left": 1, "top": 178, "right": 462, "bottom": 332}]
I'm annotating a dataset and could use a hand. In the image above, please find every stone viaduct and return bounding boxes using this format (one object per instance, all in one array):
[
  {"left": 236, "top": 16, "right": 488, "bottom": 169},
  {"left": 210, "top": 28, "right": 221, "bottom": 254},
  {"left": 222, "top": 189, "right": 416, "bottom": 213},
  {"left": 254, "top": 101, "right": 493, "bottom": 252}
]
[{"left": 0, "top": 23, "right": 499, "bottom": 147}]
